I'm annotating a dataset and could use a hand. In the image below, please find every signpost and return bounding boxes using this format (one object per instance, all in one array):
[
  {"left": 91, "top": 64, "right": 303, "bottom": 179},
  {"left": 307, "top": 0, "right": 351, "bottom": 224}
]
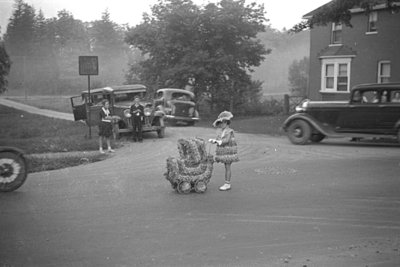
[{"left": 79, "top": 56, "right": 99, "bottom": 138}]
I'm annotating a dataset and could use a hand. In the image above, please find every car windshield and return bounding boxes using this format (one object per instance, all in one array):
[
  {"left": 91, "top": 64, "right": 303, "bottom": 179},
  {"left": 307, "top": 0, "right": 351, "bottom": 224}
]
[
  {"left": 114, "top": 92, "right": 146, "bottom": 103},
  {"left": 86, "top": 94, "right": 108, "bottom": 105},
  {"left": 171, "top": 92, "right": 193, "bottom": 101}
]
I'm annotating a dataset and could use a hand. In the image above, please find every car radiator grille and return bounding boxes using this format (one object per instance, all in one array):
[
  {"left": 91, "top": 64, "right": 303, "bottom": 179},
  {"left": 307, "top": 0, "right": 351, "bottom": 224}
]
[{"left": 174, "top": 104, "right": 190, "bottom": 116}]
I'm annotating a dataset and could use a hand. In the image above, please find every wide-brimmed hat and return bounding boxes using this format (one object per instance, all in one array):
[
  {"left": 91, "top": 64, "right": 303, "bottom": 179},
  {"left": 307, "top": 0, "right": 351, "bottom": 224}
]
[{"left": 212, "top": 111, "right": 233, "bottom": 127}]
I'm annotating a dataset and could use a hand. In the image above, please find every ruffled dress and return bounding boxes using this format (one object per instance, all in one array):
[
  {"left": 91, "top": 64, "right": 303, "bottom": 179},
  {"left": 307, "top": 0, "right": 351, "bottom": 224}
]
[{"left": 215, "top": 128, "right": 239, "bottom": 164}]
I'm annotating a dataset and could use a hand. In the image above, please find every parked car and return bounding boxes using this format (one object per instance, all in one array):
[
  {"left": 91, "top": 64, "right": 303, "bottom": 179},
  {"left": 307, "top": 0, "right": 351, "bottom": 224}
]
[
  {"left": 154, "top": 88, "right": 200, "bottom": 126},
  {"left": 282, "top": 83, "right": 400, "bottom": 145},
  {"left": 70, "top": 84, "right": 166, "bottom": 138}
]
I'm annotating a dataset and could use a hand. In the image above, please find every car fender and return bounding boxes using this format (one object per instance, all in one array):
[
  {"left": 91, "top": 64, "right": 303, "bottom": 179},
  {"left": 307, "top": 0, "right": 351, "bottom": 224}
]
[
  {"left": 282, "top": 113, "right": 329, "bottom": 135},
  {"left": 0, "top": 146, "right": 26, "bottom": 156}
]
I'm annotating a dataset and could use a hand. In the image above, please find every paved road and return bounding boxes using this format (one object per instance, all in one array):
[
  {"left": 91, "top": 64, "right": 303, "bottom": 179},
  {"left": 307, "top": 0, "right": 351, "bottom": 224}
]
[{"left": 1, "top": 124, "right": 400, "bottom": 266}]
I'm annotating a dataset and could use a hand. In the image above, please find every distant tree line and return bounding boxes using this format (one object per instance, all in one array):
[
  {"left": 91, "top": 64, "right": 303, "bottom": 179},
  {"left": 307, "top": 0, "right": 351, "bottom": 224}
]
[
  {"left": 1, "top": 0, "right": 272, "bottom": 115},
  {"left": 3, "top": 0, "right": 131, "bottom": 95}
]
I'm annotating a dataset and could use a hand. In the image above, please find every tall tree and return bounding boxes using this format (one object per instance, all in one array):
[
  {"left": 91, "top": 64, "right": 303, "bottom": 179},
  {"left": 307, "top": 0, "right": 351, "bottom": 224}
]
[
  {"left": 53, "top": 10, "right": 89, "bottom": 55},
  {"left": 4, "top": 0, "right": 36, "bottom": 56},
  {"left": 30, "top": 10, "right": 59, "bottom": 92},
  {"left": 90, "top": 10, "right": 130, "bottom": 85},
  {"left": 3, "top": 0, "right": 36, "bottom": 91},
  {"left": 0, "top": 40, "right": 11, "bottom": 94},
  {"left": 292, "top": 0, "right": 399, "bottom": 32},
  {"left": 52, "top": 10, "right": 90, "bottom": 90},
  {"left": 125, "top": 0, "right": 269, "bottom": 113}
]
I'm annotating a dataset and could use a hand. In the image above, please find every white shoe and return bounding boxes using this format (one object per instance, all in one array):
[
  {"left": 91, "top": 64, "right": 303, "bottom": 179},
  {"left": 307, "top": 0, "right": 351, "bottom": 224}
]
[
  {"left": 219, "top": 183, "right": 231, "bottom": 191},
  {"left": 108, "top": 148, "right": 115, "bottom": 153},
  {"left": 99, "top": 149, "right": 105, "bottom": 154}
]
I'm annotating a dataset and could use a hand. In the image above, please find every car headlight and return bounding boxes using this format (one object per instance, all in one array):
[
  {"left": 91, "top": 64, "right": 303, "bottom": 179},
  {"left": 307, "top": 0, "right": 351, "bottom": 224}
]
[{"left": 295, "top": 99, "right": 309, "bottom": 112}]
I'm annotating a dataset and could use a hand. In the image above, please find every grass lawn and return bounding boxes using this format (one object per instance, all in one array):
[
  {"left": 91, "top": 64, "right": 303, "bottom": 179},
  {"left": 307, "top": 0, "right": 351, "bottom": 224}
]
[{"left": 0, "top": 105, "right": 114, "bottom": 173}]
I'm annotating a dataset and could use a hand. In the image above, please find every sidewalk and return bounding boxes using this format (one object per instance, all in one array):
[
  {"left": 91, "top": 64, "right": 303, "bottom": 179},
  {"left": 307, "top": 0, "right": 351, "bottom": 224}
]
[{"left": 0, "top": 97, "right": 74, "bottom": 121}]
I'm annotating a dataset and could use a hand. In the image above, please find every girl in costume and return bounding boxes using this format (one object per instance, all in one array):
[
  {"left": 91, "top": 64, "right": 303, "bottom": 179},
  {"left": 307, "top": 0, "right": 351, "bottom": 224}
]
[
  {"left": 98, "top": 99, "right": 115, "bottom": 153},
  {"left": 209, "top": 111, "right": 239, "bottom": 191}
]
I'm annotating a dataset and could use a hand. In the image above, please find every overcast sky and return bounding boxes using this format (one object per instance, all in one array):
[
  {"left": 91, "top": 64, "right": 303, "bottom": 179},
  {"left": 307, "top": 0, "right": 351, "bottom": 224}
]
[{"left": 0, "top": 0, "right": 330, "bottom": 34}]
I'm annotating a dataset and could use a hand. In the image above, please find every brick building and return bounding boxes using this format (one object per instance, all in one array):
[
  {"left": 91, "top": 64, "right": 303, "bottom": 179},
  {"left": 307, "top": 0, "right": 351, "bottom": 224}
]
[{"left": 304, "top": 1, "right": 400, "bottom": 100}]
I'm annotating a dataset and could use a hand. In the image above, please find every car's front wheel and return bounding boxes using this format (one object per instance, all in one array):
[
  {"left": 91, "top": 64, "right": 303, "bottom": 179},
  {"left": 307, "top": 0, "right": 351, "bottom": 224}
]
[
  {"left": 287, "top": 120, "right": 311, "bottom": 145},
  {"left": 310, "top": 133, "right": 325, "bottom": 143}
]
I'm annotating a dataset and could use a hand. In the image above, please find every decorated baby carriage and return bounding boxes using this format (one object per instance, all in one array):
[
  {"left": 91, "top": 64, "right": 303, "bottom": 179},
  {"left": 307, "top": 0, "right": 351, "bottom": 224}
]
[{"left": 165, "top": 137, "right": 214, "bottom": 193}]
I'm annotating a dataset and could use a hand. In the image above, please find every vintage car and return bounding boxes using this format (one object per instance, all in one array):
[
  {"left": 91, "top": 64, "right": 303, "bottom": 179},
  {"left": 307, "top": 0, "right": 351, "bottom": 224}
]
[
  {"left": 282, "top": 83, "right": 400, "bottom": 145},
  {"left": 154, "top": 88, "right": 200, "bottom": 126},
  {"left": 70, "top": 84, "right": 165, "bottom": 138}
]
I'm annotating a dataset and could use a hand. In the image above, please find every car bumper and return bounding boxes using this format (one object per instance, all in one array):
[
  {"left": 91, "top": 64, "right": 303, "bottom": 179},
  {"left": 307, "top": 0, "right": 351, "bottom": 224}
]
[
  {"left": 165, "top": 115, "right": 200, "bottom": 121},
  {"left": 118, "top": 125, "right": 164, "bottom": 133}
]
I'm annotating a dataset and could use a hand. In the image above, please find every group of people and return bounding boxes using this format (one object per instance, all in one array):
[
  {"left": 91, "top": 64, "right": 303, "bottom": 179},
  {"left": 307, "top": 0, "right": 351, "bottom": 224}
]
[{"left": 98, "top": 97, "right": 239, "bottom": 192}]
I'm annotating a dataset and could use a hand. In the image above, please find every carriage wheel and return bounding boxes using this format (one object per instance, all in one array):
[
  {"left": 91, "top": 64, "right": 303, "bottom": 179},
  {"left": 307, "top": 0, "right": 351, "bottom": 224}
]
[
  {"left": 194, "top": 180, "right": 207, "bottom": 193},
  {"left": 177, "top": 181, "right": 191, "bottom": 194}
]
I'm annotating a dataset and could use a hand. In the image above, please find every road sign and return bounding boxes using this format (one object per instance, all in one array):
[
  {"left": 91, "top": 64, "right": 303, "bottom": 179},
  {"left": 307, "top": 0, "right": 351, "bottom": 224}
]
[{"left": 79, "top": 56, "right": 99, "bottom": 76}]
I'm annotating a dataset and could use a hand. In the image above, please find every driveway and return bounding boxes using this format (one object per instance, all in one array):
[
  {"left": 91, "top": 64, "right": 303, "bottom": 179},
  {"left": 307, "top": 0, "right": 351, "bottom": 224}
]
[{"left": 1, "top": 121, "right": 400, "bottom": 266}]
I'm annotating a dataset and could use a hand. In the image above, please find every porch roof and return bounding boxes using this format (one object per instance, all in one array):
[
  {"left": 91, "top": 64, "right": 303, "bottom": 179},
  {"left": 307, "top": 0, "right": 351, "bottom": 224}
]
[{"left": 318, "top": 45, "right": 357, "bottom": 58}]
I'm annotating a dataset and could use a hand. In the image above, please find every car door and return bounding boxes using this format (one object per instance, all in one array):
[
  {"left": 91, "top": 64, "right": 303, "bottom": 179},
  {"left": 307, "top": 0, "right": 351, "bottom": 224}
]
[
  {"left": 377, "top": 90, "right": 400, "bottom": 134},
  {"left": 336, "top": 90, "right": 381, "bottom": 133},
  {"left": 70, "top": 96, "right": 87, "bottom": 121}
]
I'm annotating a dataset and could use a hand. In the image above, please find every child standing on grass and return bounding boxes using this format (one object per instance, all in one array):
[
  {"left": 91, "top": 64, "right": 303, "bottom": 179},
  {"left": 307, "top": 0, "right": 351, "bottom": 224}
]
[
  {"left": 209, "top": 111, "right": 239, "bottom": 191},
  {"left": 98, "top": 99, "right": 115, "bottom": 154}
]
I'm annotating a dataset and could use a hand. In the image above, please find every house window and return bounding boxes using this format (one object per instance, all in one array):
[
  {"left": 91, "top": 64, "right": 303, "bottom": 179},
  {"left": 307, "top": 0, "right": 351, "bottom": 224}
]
[
  {"left": 325, "top": 64, "right": 334, "bottom": 89},
  {"left": 378, "top": 61, "right": 391, "bottom": 83},
  {"left": 367, "top": 11, "right": 378, "bottom": 33},
  {"left": 337, "top": 64, "right": 348, "bottom": 91},
  {"left": 321, "top": 58, "right": 351, "bottom": 92},
  {"left": 331, "top": 23, "right": 342, "bottom": 44}
]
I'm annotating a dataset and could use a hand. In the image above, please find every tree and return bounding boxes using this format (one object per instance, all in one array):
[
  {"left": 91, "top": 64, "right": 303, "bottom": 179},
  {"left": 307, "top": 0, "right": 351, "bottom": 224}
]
[
  {"left": 291, "top": 0, "right": 399, "bottom": 32},
  {"left": 125, "top": 0, "right": 269, "bottom": 113},
  {"left": 51, "top": 10, "right": 91, "bottom": 91},
  {"left": 3, "top": 0, "right": 36, "bottom": 91},
  {"left": 0, "top": 41, "right": 11, "bottom": 94},
  {"left": 89, "top": 10, "right": 130, "bottom": 85},
  {"left": 4, "top": 0, "right": 36, "bottom": 56},
  {"left": 288, "top": 57, "right": 309, "bottom": 96}
]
